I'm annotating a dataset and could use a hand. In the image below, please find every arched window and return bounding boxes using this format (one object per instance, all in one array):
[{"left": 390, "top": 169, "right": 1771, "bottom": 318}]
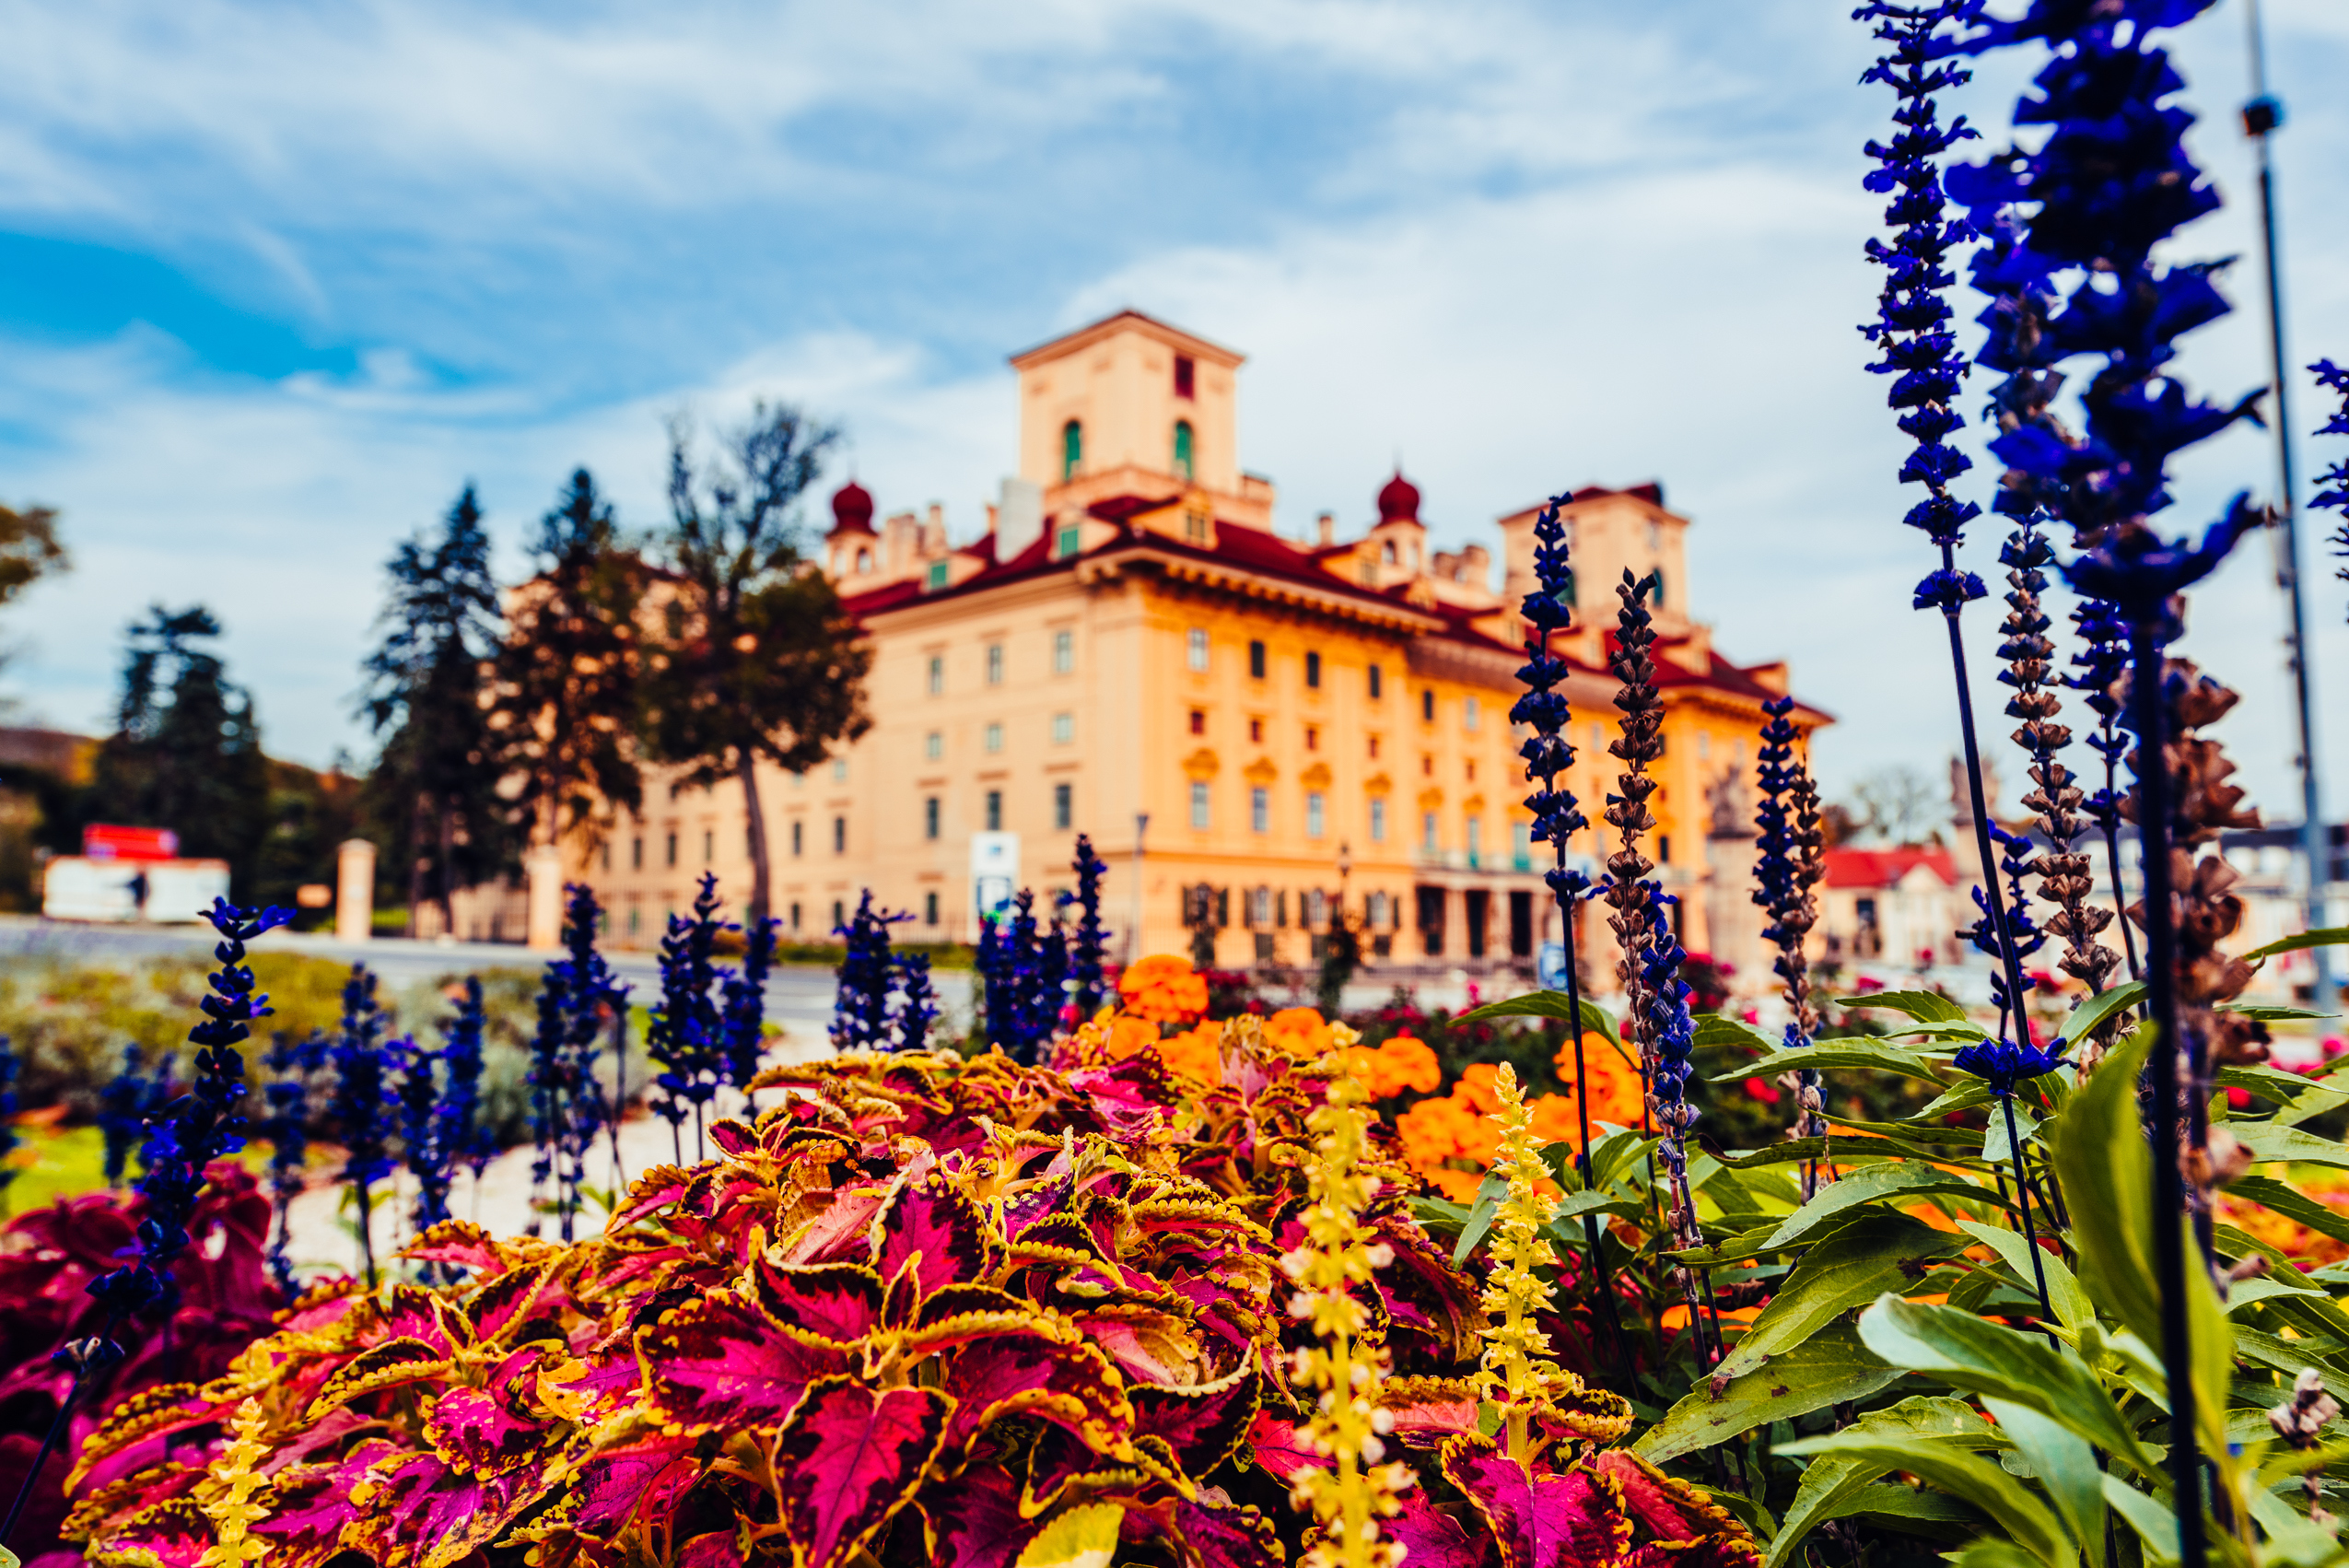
[
  {"left": 854, "top": 548, "right": 871, "bottom": 574},
  {"left": 1173, "top": 420, "right": 1195, "bottom": 481},
  {"left": 1061, "top": 419, "right": 1082, "bottom": 481}
]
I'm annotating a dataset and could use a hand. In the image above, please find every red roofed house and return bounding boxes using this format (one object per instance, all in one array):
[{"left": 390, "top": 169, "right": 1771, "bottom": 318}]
[
  {"left": 578, "top": 310, "right": 1829, "bottom": 982},
  {"left": 1818, "top": 846, "right": 1963, "bottom": 970}
]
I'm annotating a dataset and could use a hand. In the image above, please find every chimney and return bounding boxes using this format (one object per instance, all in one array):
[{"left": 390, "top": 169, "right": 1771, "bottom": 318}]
[{"left": 1316, "top": 511, "right": 1335, "bottom": 547}]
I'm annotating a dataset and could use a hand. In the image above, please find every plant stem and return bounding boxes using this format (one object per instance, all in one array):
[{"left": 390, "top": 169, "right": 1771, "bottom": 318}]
[
  {"left": 354, "top": 1177, "right": 377, "bottom": 1289},
  {"left": 1556, "top": 886, "right": 1630, "bottom": 1383},
  {"left": 2129, "top": 616, "right": 2207, "bottom": 1568},
  {"left": 1937, "top": 542, "right": 2036, "bottom": 1037},
  {"left": 1999, "top": 1094, "right": 2055, "bottom": 1322},
  {"left": 0, "top": 1373, "right": 78, "bottom": 1550}
]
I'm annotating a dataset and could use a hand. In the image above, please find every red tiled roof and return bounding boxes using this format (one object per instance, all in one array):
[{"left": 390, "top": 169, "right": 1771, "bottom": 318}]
[{"left": 1822, "top": 847, "right": 1959, "bottom": 889}]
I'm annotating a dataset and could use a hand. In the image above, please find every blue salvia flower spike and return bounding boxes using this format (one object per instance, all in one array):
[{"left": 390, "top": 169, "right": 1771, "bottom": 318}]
[
  {"left": 392, "top": 1033, "right": 448, "bottom": 1238},
  {"left": 1069, "top": 835, "right": 1110, "bottom": 1018},
  {"left": 329, "top": 963, "right": 394, "bottom": 1289},
  {"left": 1753, "top": 696, "right": 1829, "bottom": 1191},
  {"left": 2308, "top": 359, "right": 2348, "bottom": 614},
  {"left": 99, "top": 1045, "right": 147, "bottom": 1189},
  {"left": 893, "top": 952, "right": 938, "bottom": 1053},
  {"left": 722, "top": 907, "right": 778, "bottom": 1092},
  {"left": 830, "top": 891, "right": 896, "bottom": 1053}
]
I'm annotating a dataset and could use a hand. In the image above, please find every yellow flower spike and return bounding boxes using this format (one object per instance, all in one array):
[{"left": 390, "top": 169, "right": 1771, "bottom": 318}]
[
  {"left": 1282, "top": 1073, "right": 1411, "bottom": 1568},
  {"left": 196, "top": 1397, "right": 274, "bottom": 1568},
  {"left": 1479, "top": 1060, "right": 1571, "bottom": 1469}
]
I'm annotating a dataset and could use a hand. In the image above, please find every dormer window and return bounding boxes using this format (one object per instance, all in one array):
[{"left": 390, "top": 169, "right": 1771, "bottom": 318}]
[
  {"left": 1054, "top": 522, "right": 1081, "bottom": 559},
  {"left": 1174, "top": 355, "right": 1196, "bottom": 400},
  {"left": 1173, "top": 420, "right": 1195, "bottom": 481},
  {"left": 1184, "top": 507, "right": 1210, "bottom": 545},
  {"left": 925, "top": 559, "right": 950, "bottom": 591},
  {"left": 1061, "top": 419, "right": 1082, "bottom": 481}
]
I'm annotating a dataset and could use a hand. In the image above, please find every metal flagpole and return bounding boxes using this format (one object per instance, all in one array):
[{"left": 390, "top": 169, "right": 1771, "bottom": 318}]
[{"left": 2243, "top": 0, "right": 2335, "bottom": 1007}]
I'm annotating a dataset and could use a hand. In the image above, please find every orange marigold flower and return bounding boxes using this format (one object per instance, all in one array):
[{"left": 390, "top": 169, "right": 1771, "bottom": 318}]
[
  {"left": 1422, "top": 1167, "right": 1487, "bottom": 1202},
  {"left": 1158, "top": 1020, "right": 1223, "bottom": 1083},
  {"left": 1101, "top": 1014, "right": 1160, "bottom": 1062},
  {"left": 1116, "top": 954, "right": 1209, "bottom": 1024},
  {"left": 1263, "top": 1007, "right": 1336, "bottom": 1058},
  {"left": 1378, "top": 1035, "right": 1442, "bottom": 1094},
  {"left": 1552, "top": 1030, "right": 1645, "bottom": 1133}
]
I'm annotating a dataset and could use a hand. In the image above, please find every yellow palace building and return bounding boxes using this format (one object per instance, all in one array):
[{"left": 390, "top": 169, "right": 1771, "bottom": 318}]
[{"left": 581, "top": 310, "right": 1825, "bottom": 983}]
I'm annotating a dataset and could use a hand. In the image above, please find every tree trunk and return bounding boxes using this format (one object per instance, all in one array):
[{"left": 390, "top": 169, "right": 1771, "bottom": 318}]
[
  {"left": 738, "top": 751, "right": 770, "bottom": 924},
  {"left": 408, "top": 791, "right": 432, "bottom": 940},
  {"left": 437, "top": 798, "right": 458, "bottom": 938}
]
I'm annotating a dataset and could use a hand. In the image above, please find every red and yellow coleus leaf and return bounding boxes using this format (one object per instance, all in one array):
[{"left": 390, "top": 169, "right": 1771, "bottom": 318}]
[
  {"left": 637, "top": 1291, "right": 848, "bottom": 1434},
  {"left": 766, "top": 1378, "right": 952, "bottom": 1568},
  {"left": 1441, "top": 1434, "right": 1632, "bottom": 1568}
]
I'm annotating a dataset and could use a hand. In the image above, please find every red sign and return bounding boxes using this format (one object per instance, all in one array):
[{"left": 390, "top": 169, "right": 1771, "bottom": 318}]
[{"left": 84, "top": 825, "right": 179, "bottom": 860}]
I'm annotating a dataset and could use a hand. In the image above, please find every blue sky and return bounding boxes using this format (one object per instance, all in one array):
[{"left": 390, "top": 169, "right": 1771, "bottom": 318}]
[{"left": 2, "top": 0, "right": 2345, "bottom": 824}]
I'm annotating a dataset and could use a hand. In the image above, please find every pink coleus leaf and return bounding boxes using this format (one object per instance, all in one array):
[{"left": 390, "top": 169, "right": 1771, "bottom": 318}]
[
  {"left": 769, "top": 1378, "right": 953, "bottom": 1568},
  {"left": 1591, "top": 1451, "right": 1752, "bottom": 1548},
  {"left": 1385, "top": 1490, "right": 1498, "bottom": 1568},
  {"left": 871, "top": 1176, "right": 998, "bottom": 1300},
  {"left": 639, "top": 1291, "right": 849, "bottom": 1433},
  {"left": 348, "top": 1447, "right": 557, "bottom": 1568},
  {"left": 400, "top": 1219, "right": 507, "bottom": 1277},
  {"left": 917, "top": 1464, "right": 1038, "bottom": 1568},
  {"left": 1621, "top": 1539, "right": 1767, "bottom": 1568},
  {"left": 250, "top": 1439, "right": 401, "bottom": 1568},
  {"left": 707, "top": 1117, "right": 760, "bottom": 1157},
  {"left": 1382, "top": 1380, "right": 1483, "bottom": 1452},
  {"left": 941, "top": 1329, "right": 1132, "bottom": 1454},
  {"left": 1130, "top": 1363, "right": 1261, "bottom": 1477},
  {"left": 1245, "top": 1411, "right": 1324, "bottom": 1481},
  {"left": 83, "top": 1495, "right": 212, "bottom": 1568},
  {"left": 778, "top": 1182, "right": 892, "bottom": 1267},
  {"left": 749, "top": 1257, "right": 883, "bottom": 1344},
  {"left": 1441, "top": 1435, "right": 1632, "bottom": 1568},
  {"left": 677, "top": 1528, "right": 749, "bottom": 1568},
  {"left": 424, "top": 1385, "right": 543, "bottom": 1478},
  {"left": 1166, "top": 1495, "right": 1287, "bottom": 1568},
  {"left": 563, "top": 1436, "right": 702, "bottom": 1536},
  {"left": 462, "top": 1260, "right": 567, "bottom": 1345}
]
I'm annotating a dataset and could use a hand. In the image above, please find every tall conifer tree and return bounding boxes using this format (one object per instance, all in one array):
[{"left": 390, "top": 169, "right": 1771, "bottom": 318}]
[
  {"left": 490, "top": 469, "right": 645, "bottom": 853},
  {"left": 361, "top": 486, "right": 508, "bottom": 936},
  {"left": 643, "top": 405, "right": 871, "bottom": 923}
]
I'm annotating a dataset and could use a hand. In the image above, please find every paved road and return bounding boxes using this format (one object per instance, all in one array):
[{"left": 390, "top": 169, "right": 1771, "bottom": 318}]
[{"left": 0, "top": 914, "right": 977, "bottom": 1046}]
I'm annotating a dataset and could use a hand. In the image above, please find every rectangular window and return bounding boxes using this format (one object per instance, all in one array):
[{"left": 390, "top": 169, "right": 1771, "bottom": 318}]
[
  {"left": 1306, "top": 791, "right": 1326, "bottom": 838},
  {"left": 600, "top": 842, "right": 611, "bottom": 872},
  {"left": 1053, "top": 629, "right": 1074, "bottom": 673},
  {"left": 924, "top": 797, "right": 940, "bottom": 839},
  {"left": 1369, "top": 797, "right": 1386, "bottom": 842},
  {"left": 664, "top": 831, "right": 678, "bottom": 868},
  {"left": 925, "top": 559, "right": 949, "bottom": 591},
  {"left": 985, "top": 722, "right": 1004, "bottom": 753},
  {"left": 1422, "top": 812, "right": 1438, "bottom": 854},
  {"left": 832, "top": 817, "right": 846, "bottom": 854},
  {"left": 789, "top": 901, "right": 801, "bottom": 931},
  {"left": 925, "top": 891, "right": 940, "bottom": 925},
  {"left": 1467, "top": 814, "right": 1483, "bottom": 866},
  {"left": 1305, "top": 725, "right": 1318, "bottom": 751},
  {"left": 986, "top": 644, "right": 1004, "bottom": 685},
  {"left": 1190, "top": 781, "right": 1210, "bottom": 829},
  {"left": 1465, "top": 696, "right": 1480, "bottom": 731},
  {"left": 832, "top": 758, "right": 848, "bottom": 781},
  {"left": 1421, "top": 689, "right": 1435, "bottom": 722},
  {"left": 1053, "top": 782, "right": 1072, "bottom": 831},
  {"left": 703, "top": 830, "right": 713, "bottom": 864},
  {"left": 925, "top": 730, "right": 942, "bottom": 761},
  {"left": 1187, "top": 628, "right": 1209, "bottom": 672},
  {"left": 630, "top": 837, "right": 643, "bottom": 871},
  {"left": 1368, "top": 663, "right": 1383, "bottom": 699},
  {"left": 928, "top": 654, "right": 943, "bottom": 695},
  {"left": 1513, "top": 821, "right": 1532, "bottom": 871},
  {"left": 832, "top": 898, "right": 845, "bottom": 930},
  {"left": 1251, "top": 788, "right": 1269, "bottom": 834},
  {"left": 986, "top": 790, "right": 1003, "bottom": 832},
  {"left": 1054, "top": 524, "right": 1080, "bottom": 559},
  {"left": 1188, "top": 709, "right": 1205, "bottom": 736},
  {"left": 1658, "top": 834, "right": 1672, "bottom": 864},
  {"left": 1304, "top": 650, "right": 1321, "bottom": 688},
  {"left": 1248, "top": 639, "right": 1267, "bottom": 679},
  {"left": 791, "top": 821, "right": 802, "bottom": 857},
  {"left": 1184, "top": 507, "right": 1209, "bottom": 544},
  {"left": 626, "top": 902, "right": 641, "bottom": 936},
  {"left": 1051, "top": 712, "right": 1073, "bottom": 744},
  {"left": 1174, "top": 354, "right": 1195, "bottom": 399}
]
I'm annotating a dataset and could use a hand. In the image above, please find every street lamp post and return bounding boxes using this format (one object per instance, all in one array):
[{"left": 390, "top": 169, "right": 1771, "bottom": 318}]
[{"left": 1130, "top": 813, "right": 1149, "bottom": 964}]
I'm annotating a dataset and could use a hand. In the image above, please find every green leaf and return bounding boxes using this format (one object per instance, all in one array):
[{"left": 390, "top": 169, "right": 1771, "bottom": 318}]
[
  {"left": 1709, "top": 1214, "right": 1969, "bottom": 1382},
  {"left": 1982, "top": 1100, "right": 2039, "bottom": 1166},
  {"left": 2224, "top": 1120, "right": 2349, "bottom": 1171},
  {"left": 1588, "top": 1129, "right": 1662, "bottom": 1192},
  {"left": 1836, "top": 989, "right": 1970, "bottom": 1024},
  {"left": 2051, "top": 1025, "right": 2162, "bottom": 1349},
  {"left": 2223, "top": 1004, "right": 2337, "bottom": 1023},
  {"left": 1017, "top": 1502, "right": 1123, "bottom": 1568},
  {"left": 1547, "top": 1190, "right": 1641, "bottom": 1225},
  {"left": 2241, "top": 927, "right": 2349, "bottom": 965},
  {"left": 2225, "top": 1175, "right": 2349, "bottom": 1251},
  {"left": 1724, "top": 1041, "right": 1946, "bottom": 1084},
  {"left": 1765, "top": 1397, "right": 1996, "bottom": 1568},
  {"left": 1695, "top": 1013, "right": 1778, "bottom": 1053},
  {"left": 2058, "top": 982, "right": 2145, "bottom": 1046},
  {"left": 1691, "top": 1483, "right": 1780, "bottom": 1544},
  {"left": 1772, "top": 1437, "right": 2073, "bottom": 1567},
  {"left": 1408, "top": 1196, "right": 1472, "bottom": 1237},
  {"left": 1451, "top": 1169, "right": 1510, "bottom": 1269},
  {"left": 1855, "top": 1294, "right": 2158, "bottom": 1478},
  {"left": 1456, "top": 989, "right": 1622, "bottom": 1046},
  {"left": 1759, "top": 1164, "right": 1988, "bottom": 1253},
  {"left": 1957, "top": 1221, "right": 2093, "bottom": 1335},
  {"left": 1981, "top": 1398, "right": 2106, "bottom": 1568},
  {"left": 1634, "top": 1320, "right": 1904, "bottom": 1464},
  {"left": 2098, "top": 1477, "right": 2178, "bottom": 1565}
]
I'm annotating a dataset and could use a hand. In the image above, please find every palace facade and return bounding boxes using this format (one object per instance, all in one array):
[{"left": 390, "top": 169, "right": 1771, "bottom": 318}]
[{"left": 576, "top": 310, "right": 1826, "bottom": 983}]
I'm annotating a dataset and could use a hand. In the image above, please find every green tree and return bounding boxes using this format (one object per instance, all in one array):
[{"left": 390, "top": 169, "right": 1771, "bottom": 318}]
[
  {"left": 642, "top": 405, "right": 871, "bottom": 922},
  {"left": 84, "top": 605, "right": 270, "bottom": 892},
  {"left": 361, "top": 486, "right": 508, "bottom": 937},
  {"left": 0, "top": 502, "right": 68, "bottom": 608},
  {"left": 488, "top": 469, "right": 645, "bottom": 853}
]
